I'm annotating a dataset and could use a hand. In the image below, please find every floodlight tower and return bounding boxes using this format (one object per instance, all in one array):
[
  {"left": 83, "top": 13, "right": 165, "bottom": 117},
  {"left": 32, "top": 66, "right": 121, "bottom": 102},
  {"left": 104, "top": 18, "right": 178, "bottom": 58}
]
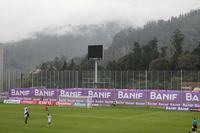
[
  {"left": 88, "top": 45, "right": 103, "bottom": 88},
  {"left": 0, "top": 44, "right": 4, "bottom": 92}
]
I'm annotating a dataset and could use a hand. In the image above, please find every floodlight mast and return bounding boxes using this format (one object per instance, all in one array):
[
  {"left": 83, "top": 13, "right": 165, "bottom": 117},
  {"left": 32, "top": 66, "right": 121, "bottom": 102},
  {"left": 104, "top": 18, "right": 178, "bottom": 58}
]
[
  {"left": 95, "top": 59, "right": 98, "bottom": 88},
  {"left": 88, "top": 58, "right": 98, "bottom": 88},
  {"left": 88, "top": 45, "right": 103, "bottom": 88}
]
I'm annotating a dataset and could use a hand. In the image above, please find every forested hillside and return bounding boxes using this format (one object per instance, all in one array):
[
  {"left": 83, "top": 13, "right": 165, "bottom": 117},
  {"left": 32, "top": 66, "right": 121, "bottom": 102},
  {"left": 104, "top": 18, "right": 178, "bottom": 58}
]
[
  {"left": 4, "top": 22, "right": 123, "bottom": 71},
  {"left": 4, "top": 9, "right": 200, "bottom": 71},
  {"left": 104, "top": 9, "right": 200, "bottom": 61}
]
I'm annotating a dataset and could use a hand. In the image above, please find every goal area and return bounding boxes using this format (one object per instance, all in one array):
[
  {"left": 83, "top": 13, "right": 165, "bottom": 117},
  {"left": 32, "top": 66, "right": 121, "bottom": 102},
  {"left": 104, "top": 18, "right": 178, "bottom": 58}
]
[{"left": 58, "top": 95, "right": 93, "bottom": 108}]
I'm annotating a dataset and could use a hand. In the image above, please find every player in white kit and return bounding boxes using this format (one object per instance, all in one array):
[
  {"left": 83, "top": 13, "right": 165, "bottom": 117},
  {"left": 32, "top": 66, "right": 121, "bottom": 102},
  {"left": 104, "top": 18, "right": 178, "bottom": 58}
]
[{"left": 47, "top": 113, "right": 52, "bottom": 126}]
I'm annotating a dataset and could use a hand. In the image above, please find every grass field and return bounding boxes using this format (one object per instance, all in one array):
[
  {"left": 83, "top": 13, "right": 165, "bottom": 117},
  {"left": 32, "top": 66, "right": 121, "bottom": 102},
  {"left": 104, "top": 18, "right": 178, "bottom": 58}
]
[{"left": 0, "top": 104, "right": 198, "bottom": 133}]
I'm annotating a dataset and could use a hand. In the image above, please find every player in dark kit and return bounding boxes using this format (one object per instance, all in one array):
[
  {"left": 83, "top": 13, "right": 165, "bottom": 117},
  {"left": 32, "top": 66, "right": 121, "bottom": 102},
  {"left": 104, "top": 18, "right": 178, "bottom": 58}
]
[
  {"left": 24, "top": 108, "right": 30, "bottom": 125},
  {"left": 45, "top": 103, "right": 49, "bottom": 112},
  {"left": 192, "top": 118, "right": 198, "bottom": 131}
]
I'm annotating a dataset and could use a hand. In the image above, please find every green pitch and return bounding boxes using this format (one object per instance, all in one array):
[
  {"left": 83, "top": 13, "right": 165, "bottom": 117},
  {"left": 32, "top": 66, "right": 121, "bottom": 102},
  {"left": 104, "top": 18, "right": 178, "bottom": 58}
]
[{"left": 0, "top": 104, "right": 198, "bottom": 133}]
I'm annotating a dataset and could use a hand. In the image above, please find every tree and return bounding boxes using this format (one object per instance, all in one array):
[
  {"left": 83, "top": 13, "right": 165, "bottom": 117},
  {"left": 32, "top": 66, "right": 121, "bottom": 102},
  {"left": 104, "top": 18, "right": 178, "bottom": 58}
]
[
  {"left": 192, "top": 42, "right": 200, "bottom": 56},
  {"left": 117, "top": 54, "right": 131, "bottom": 70},
  {"left": 170, "top": 29, "right": 184, "bottom": 70},
  {"left": 115, "top": 42, "right": 141, "bottom": 70},
  {"left": 160, "top": 46, "right": 167, "bottom": 57},
  {"left": 53, "top": 57, "right": 62, "bottom": 70},
  {"left": 149, "top": 58, "right": 170, "bottom": 70},
  {"left": 61, "top": 61, "right": 68, "bottom": 70},
  {"left": 68, "top": 59, "right": 76, "bottom": 70},
  {"left": 177, "top": 53, "right": 199, "bottom": 70},
  {"left": 171, "top": 29, "right": 184, "bottom": 55},
  {"left": 107, "top": 60, "right": 120, "bottom": 70},
  {"left": 191, "top": 42, "right": 200, "bottom": 69},
  {"left": 39, "top": 61, "right": 55, "bottom": 71},
  {"left": 78, "top": 54, "right": 94, "bottom": 70},
  {"left": 142, "top": 38, "right": 159, "bottom": 69},
  {"left": 131, "top": 42, "right": 144, "bottom": 70}
]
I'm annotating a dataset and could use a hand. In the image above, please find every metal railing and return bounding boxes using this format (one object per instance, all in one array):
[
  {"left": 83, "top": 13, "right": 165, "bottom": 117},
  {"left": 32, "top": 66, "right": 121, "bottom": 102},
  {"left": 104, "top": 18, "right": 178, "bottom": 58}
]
[{"left": 1, "top": 70, "right": 200, "bottom": 91}]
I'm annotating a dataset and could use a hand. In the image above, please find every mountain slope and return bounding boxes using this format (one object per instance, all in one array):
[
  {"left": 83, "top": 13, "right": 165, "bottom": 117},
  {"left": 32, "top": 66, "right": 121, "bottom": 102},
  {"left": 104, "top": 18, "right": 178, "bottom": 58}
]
[
  {"left": 104, "top": 9, "right": 200, "bottom": 62},
  {"left": 4, "top": 22, "right": 123, "bottom": 71}
]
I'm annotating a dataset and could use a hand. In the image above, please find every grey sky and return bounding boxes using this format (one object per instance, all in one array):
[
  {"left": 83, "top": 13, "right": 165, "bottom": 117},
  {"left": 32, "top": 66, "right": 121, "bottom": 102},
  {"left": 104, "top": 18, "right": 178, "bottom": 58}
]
[{"left": 0, "top": 0, "right": 200, "bottom": 42}]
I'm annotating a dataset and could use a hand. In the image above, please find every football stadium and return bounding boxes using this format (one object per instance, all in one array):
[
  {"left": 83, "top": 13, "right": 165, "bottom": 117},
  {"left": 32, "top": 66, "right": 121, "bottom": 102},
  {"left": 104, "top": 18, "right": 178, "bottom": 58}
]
[
  {"left": 1, "top": 1, "right": 200, "bottom": 133},
  {"left": 0, "top": 69, "right": 200, "bottom": 133},
  {"left": 0, "top": 43, "right": 200, "bottom": 133},
  {"left": 0, "top": 104, "right": 199, "bottom": 133}
]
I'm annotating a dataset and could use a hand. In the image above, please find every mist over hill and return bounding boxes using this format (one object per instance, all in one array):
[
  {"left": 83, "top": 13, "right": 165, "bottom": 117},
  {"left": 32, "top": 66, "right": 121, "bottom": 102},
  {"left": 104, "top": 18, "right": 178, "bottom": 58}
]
[
  {"left": 3, "top": 9, "right": 200, "bottom": 71},
  {"left": 4, "top": 22, "right": 125, "bottom": 71},
  {"left": 104, "top": 9, "right": 200, "bottom": 62}
]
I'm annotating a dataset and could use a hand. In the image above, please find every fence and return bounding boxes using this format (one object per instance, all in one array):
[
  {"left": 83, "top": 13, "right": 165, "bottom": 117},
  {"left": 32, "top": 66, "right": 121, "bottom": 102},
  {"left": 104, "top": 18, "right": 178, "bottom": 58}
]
[{"left": 1, "top": 70, "right": 200, "bottom": 91}]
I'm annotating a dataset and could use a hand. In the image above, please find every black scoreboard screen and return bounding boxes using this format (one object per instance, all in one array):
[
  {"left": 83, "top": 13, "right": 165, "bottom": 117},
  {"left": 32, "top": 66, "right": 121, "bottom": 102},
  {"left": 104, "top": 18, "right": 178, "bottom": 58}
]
[{"left": 88, "top": 45, "right": 103, "bottom": 59}]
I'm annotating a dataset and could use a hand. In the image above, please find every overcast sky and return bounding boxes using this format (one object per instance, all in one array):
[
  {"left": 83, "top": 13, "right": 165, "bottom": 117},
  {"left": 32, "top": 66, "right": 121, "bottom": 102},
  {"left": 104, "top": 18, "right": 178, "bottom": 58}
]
[{"left": 0, "top": 0, "right": 200, "bottom": 43}]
